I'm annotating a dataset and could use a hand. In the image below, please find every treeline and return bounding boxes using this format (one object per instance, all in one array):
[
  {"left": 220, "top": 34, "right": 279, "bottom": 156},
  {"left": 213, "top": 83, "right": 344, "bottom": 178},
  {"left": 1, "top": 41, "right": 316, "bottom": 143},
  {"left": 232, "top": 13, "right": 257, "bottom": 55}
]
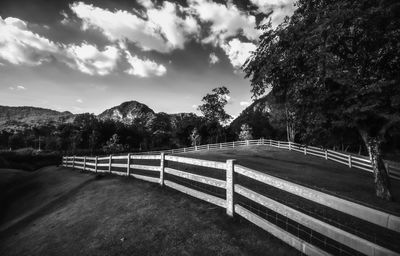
[{"left": 0, "top": 113, "right": 240, "bottom": 155}]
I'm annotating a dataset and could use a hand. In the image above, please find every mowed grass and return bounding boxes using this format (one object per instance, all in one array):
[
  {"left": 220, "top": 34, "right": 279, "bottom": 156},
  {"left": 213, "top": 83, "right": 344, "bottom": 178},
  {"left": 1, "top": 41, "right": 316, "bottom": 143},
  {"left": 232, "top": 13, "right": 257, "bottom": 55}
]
[
  {"left": 176, "top": 145, "right": 400, "bottom": 214},
  {"left": 0, "top": 166, "right": 298, "bottom": 256}
]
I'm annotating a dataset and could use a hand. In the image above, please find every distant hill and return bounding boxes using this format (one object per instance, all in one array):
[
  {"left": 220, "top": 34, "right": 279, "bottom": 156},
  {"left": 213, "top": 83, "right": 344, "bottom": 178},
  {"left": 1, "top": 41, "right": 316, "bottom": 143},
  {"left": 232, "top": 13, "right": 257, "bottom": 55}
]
[
  {"left": 229, "top": 95, "right": 276, "bottom": 139},
  {"left": 98, "top": 101, "right": 156, "bottom": 127},
  {"left": 0, "top": 101, "right": 201, "bottom": 132},
  {"left": 0, "top": 106, "right": 74, "bottom": 131}
]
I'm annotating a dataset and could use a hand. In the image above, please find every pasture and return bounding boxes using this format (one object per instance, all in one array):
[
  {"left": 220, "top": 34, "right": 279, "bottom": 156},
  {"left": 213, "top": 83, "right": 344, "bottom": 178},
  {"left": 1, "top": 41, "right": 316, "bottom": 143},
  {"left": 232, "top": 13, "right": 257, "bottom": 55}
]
[{"left": 0, "top": 166, "right": 296, "bottom": 256}]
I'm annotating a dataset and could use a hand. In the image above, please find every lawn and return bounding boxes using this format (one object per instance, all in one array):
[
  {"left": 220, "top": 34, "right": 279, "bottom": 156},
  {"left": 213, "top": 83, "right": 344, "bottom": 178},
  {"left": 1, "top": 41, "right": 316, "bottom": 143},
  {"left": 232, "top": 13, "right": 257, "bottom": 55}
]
[
  {"left": 176, "top": 145, "right": 400, "bottom": 214},
  {"left": 0, "top": 166, "right": 297, "bottom": 256}
]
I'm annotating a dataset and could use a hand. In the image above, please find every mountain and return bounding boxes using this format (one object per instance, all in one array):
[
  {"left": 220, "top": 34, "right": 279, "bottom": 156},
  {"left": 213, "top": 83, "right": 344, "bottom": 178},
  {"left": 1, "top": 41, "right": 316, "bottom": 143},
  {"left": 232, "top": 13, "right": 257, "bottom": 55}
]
[
  {"left": 0, "top": 106, "right": 74, "bottom": 131},
  {"left": 98, "top": 101, "right": 156, "bottom": 127},
  {"left": 229, "top": 95, "right": 276, "bottom": 138},
  {"left": 98, "top": 101, "right": 202, "bottom": 131},
  {"left": 0, "top": 100, "right": 201, "bottom": 133}
]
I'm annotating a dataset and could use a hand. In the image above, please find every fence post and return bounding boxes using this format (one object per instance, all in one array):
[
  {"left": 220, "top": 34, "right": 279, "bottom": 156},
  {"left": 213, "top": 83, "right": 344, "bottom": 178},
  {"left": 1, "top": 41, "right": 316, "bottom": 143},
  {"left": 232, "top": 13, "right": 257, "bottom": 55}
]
[
  {"left": 233, "top": 142, "right": 235, "bottom": 148},
  {"left": 325, "top": 150, "right": 328, "bottom": 160},
  {"left": 304, "top": 146, "right": 307, "bottom": 155},
  {"left": 385, "top": 162, "right": 390, "bottom": 176},
  {"left": 195, "top": 145, "right": 198, "bottom": 151},
  {"left": 207, "top": 144, "right": 210, "bottom": 150},
  {"left": 127, "top": 153, "right": 131, "bottom": 176},
  {"left": 160, "top": 153, "right": 165, "bottom": 186},
  {"left": 109, "top": 154, "right": 112, "bottom": 173},
  {"left": 83, "top": 156, "right": 86, "bottom": 171},
  {"left": 289, "top": 141, "right": 291, "bottom": 150},
  {"left": 184, "top": 148, "right": 186, "bottom": 152},
  {"left": 220, "top": 143, "right": 222, "bottom": 149},
  {"left": 226, "top": 159, "right": 236, "bottom": 217},
  {"left": 348, "top": 155, "right": 352, "bottom": 168},
  {"left": 95, "top": 156, "right": 98, "bottom": 173},
  {"left": 73, "top": 156, "right": 75, "bottom": 169},
  {"left": 246, "top": 140, "right": 249, "bottom": 146}
]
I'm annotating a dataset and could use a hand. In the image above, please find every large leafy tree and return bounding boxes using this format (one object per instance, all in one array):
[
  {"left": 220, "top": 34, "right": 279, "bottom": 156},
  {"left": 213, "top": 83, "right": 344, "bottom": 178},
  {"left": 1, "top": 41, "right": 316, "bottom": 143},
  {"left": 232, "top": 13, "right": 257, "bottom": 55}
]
[
  {"left": 244, "top": 0, "right": 400, "bottom": 200},
  {"left": 198, "top": 87, "right": 232, "bottom": 124}
]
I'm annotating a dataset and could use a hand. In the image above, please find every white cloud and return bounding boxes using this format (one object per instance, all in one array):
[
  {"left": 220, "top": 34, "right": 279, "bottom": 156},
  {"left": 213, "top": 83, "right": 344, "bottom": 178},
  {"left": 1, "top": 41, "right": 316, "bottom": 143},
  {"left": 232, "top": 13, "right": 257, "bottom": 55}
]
[
  {"left": 124, "top": 50, "right": 166, "bottom": 77},
  {"left": 76, "top": 98, "right": 83, "bottom": 103},
  {"left": 192, "top": 104, "right": 198, "bottom": 109},
  {"left": 9, "top": 85, "right": 27, "bottom": 91},
  {"left": 69, "top": 1, "right": 200, "bottom": 53},
  {"left": 250, "top": 0, "right": 296, "bottom": 28},
  {"left": 188, "top": 0, "right": 260, "bottom": 46},
  {"left": 221, "top": 38, "right": 256, "bottom": 69},
  {"left": 64, "top": 43, "right": 120, "bottom": 76},
  {"left": 209, "top": 52, "right": 219, "bottom": 64},
  {"left": 240, "top": 101, "right": 250, "bottom": 106},
  {"left": 0, "top": 16, "right": 166, "bottom": 77},
  {"left": 0, "top": 16, "right": 60, "bottom": 66}
]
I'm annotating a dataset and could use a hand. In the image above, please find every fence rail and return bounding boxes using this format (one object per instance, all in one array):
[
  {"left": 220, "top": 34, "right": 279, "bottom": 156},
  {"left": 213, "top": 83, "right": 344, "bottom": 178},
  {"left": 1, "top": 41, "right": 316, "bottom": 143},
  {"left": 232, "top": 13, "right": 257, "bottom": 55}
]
[
  {"left": 62, "top": 148, "right": 400, "bottom": 256},
  {"left": 123, "top": 138, "right": 400, "bottom": 181}
]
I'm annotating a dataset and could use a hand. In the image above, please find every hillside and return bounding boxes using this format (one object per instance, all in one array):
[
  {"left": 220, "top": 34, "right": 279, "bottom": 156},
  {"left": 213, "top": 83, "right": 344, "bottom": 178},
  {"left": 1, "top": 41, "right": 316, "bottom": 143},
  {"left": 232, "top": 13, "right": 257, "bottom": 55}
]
[
  {"left": 0, "top": 106, "right": 74, "bottom": 131},
  {"left": 229, "top": 95, "right": 276, "bottom": 139},
  {"left": 98, "top": 101, "right": 156, "bottom": 126},
  {"left": 1, "top": 101, "right": 201, "bottom": 133},
  {"left": 0, "top": 167, "right": 295, "bottom": 255}
]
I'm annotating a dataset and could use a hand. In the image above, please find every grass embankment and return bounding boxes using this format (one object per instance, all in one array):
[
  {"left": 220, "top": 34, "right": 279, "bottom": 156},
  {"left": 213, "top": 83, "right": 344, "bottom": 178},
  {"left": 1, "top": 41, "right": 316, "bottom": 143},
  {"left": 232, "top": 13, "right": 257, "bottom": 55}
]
[{"left": 0, "top": 166, "right": 296, "bottom": 256}]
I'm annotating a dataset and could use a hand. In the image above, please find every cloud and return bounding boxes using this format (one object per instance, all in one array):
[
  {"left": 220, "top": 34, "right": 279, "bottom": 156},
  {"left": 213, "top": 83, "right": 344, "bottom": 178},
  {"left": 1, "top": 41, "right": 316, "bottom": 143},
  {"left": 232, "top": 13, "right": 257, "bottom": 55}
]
[
  {"left": 69, "top": 1, "right": 200, "bottom": 53},
  {"left": 0, "top": 16, "right": 60, "bottom": 66},
  {"left": 209, "top": 52, "right": 219, "bottom": 64},
  {"left": 249, "top": 0, "right": 296, "bottom": 28},
  {"left": 221, "top": 38, "right": 256, "bottom": 69},
  {"left": 9, "top": 85, "right": 27, "bottom": 91},
  {"left": 188, "top": 0, "right": 260, "bottom": 46},
  {"left": 124, "top": 50, "right": 166, "bottom": 77},
  {"left": 192, "top": 104, "right": 198, "bottom": 109},
  {"left": 76, "top": 98, "right": 83, "bottom": 103},
  {"left": 240, "top": 101, "right": 250, "bottom": 106},
  {"left": 63, "top": 43, "right": 120, "bottom": 76},
  {"left": 0, "top": 16, "right": 166, "bottom": 77}
]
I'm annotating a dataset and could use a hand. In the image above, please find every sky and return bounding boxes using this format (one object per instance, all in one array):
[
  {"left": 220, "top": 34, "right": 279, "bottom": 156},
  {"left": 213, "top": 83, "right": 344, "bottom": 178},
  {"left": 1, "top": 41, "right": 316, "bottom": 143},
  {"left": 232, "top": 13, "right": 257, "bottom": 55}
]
[{"left": 0, "top": 0, "right": 295, "bottom": 117}]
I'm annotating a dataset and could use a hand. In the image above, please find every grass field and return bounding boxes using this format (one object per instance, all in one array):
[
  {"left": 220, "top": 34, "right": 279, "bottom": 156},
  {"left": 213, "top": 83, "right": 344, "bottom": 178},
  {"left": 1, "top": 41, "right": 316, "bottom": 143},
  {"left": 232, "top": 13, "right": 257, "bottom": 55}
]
[
  {"left": 169, "top": 145, "right": 400, "bottom": 253},
  {"left": 176, "top": 145, "right": 400, "bottom": 213},
  {"left": 0, "top": 166, "right": 297, "bottom": 256}
]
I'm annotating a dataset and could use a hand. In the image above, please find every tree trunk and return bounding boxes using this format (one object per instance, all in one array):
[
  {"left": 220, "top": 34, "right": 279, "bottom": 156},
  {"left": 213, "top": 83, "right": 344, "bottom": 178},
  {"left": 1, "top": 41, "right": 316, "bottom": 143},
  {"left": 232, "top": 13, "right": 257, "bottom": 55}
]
[
  {"left": 360, "top": 132, "right": 392, "bottom": 201},
  {"left": 285, "top": 105, "right": 295, "bottom": 142}
]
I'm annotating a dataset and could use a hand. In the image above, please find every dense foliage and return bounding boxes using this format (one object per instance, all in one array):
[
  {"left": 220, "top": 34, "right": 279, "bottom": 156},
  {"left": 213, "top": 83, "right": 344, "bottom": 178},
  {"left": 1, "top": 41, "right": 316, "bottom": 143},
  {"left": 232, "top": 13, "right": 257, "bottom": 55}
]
[{"left": 244, "top": 0, "right": 400, "bottom": 199}]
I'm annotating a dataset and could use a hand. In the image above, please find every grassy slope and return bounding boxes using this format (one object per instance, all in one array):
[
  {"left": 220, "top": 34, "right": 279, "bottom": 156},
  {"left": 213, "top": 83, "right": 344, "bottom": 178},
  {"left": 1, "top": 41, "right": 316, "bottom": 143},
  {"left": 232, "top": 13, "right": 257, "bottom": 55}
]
[
  {"left": 177, "top": 145, "right": 400, "bottom": 214},
  {"left": 0, "top": 167, "right": 296, "bottom": 256}
]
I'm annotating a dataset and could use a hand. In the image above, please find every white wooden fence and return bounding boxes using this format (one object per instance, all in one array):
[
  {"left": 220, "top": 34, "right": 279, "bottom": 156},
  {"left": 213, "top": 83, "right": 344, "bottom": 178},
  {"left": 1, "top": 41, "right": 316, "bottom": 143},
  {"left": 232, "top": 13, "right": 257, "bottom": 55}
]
[
  {"left": 62, "top": 151, "right": 400, "bottom": 256},
  {"left": 133, "top": 138, "right": 400, "bottom": 181}
]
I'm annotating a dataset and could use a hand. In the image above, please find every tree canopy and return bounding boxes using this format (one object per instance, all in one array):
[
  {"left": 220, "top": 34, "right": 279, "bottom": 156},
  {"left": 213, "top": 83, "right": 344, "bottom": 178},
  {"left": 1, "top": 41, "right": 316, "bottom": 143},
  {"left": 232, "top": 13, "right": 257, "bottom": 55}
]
[
  {"left": 198, "top": 86, "right": 232, "bottom": 124},
  {"left": 243, "top": 0, "right": 400, "bottom": 200}
]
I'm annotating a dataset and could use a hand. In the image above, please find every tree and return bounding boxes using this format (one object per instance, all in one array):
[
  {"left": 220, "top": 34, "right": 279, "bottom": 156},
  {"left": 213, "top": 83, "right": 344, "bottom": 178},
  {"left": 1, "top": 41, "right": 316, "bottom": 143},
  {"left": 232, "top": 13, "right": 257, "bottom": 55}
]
[
  {"left": 239, "top": 124, "right": 253, "bottom": 140},
  {"left": 243, "top": 0, "right": 400, "bottom": 200},
  {"left": 190, "top": 128, "right": 201, "bottom": 146},
  {"left": 102, "top": 134, "right": 124, "bottom": 153},
  {"left": 198, "top": 87, "right": 232, "bottom": 124}
]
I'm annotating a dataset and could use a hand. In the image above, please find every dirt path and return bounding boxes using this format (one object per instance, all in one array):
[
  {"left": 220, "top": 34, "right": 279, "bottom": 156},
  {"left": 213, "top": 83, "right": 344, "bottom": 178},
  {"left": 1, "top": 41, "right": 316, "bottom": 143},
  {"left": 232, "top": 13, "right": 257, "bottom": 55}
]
[{"left": 0, "top": 166, "right": 297, "bottom": 256}]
